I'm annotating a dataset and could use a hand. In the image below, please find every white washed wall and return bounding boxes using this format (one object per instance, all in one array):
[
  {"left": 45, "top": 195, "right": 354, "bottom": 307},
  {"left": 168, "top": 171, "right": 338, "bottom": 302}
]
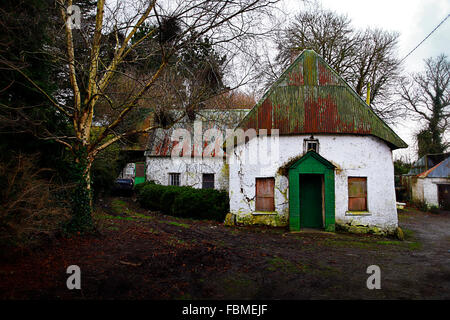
[
  {"left": 411, "top": 178, "right": 424, "bottom": 202},
  {"left": 146, "top": 156, "right": 229, "bottom": 191},
  {"left": 228, "top": 134, "right": 398, "bottom": 232},
  {"left": 423, "top": 177, "right": 448, "bottom": 207},
  {"left": 118, "top": 163, "right": 135, "bottom": 180}
]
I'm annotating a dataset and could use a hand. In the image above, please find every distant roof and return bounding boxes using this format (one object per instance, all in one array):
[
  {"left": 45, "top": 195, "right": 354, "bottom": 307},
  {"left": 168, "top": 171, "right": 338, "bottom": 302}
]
[
  {"left": 236, "top": 50, "right": 407, "bottom": 149},
  {"left": 145, "top": 109, "right": 249, "bottom": 157},
  {"left": 418, "top": 156, "right": 450, "bottom": 178},
  {"left": 407, "top": 153, "right": 450, "bottom": 176}
]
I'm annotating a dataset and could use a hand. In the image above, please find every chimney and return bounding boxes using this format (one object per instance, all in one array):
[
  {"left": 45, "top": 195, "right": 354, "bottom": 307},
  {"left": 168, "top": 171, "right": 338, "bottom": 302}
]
[{"left": 366, "top": 83, "right": 371, "bottom": 106}]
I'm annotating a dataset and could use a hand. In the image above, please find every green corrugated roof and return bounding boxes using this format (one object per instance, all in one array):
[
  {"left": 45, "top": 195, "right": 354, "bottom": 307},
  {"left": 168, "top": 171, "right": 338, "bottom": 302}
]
[{"left": 238, "top": 50, "right": 407, "bottom": 149}]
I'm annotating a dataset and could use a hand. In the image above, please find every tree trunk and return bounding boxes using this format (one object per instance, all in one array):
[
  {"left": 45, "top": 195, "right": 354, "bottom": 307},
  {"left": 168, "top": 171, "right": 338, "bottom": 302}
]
[{"left": 66, "top": 146, "right": 94, "bottom": 233}]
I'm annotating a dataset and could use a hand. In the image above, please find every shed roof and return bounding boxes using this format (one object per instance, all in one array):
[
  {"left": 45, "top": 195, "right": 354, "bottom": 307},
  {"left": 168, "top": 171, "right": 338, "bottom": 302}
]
[
  {"left": 237, "top": 50, "right": 407, "bottom": 149},
  {"left": 418, "top": 156, "right": 450, "bottom": 178}
]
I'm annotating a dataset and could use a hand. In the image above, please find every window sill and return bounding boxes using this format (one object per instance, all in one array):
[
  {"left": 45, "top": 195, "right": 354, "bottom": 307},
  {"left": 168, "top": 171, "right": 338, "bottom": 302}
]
[
  {"left": 253, "top": 211, "right": 277, "bottom": 215},
  {"left": 345, "top": 211, "right": 371, "bottom": 216}
]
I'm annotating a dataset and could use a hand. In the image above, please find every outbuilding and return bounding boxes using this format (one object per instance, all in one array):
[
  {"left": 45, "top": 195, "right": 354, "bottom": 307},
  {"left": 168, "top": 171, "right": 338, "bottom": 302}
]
[{"left": 407, "top": 154, "right": 450, "bottom": 209}]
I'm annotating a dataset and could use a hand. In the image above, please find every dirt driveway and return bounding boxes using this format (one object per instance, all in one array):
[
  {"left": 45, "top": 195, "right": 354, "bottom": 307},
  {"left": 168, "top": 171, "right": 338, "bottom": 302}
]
[{"left": 1, "top": 197, "right": 449, "bottom": 299}]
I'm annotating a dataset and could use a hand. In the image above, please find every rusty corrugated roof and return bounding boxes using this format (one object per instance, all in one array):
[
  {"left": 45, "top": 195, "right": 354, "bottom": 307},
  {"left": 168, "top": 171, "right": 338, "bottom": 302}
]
[
  {"left": 146, "top": 109, "right": 250, "bottom": 157},
  {"left": 238, "top": 50, "right": 407, "bottom": 149}
]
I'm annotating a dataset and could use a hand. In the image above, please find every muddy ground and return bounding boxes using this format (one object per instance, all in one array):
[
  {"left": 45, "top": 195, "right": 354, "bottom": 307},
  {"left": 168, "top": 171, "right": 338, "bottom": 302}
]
[{"left": 1, "top": 197, "right": 449, "bottom": 299}]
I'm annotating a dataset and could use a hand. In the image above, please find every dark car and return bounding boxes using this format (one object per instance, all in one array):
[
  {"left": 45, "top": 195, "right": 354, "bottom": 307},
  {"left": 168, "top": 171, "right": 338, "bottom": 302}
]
[{"left": 112, "top": 178, "right": 134, "bottom": 196}]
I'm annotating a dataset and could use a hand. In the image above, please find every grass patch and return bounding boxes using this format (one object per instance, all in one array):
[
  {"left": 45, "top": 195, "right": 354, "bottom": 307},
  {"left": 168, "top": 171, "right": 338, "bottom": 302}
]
[
  {"left": 323, "top": 239, "right": 376, "bottom": 249},
  {"left": 146, "top": 227, "right": 160, "bottom": 234},
  {"left": 160, "top": 220, "right": 190, "bottom": 228},
  {"left": 132, "top": 212, "right": 154, "bottom": 220},
  {"left": 266, "top": 256, "right": 306, "bottom": 273},
  {"left": 407, "top": 242, "right": 422, "bottom": 250},
  {"left": 375, "top": 239, "right": 422, "bottom": 251},
  {"left": 111, "top": 199, "right": 131, "bottom": 215},
  {"left": 96, "top": 213, "right": 136, "bottom": 221},
  {"left": 376, "top": 240, "right": 401, "bottom": 246},
  {"left": 402, "top": 228, "right": 415, "bottom": 240},
  {"left": 219, "top": 275, "right": 257, "bottom": 298},
  {"left": 166, "top": 237, "right": 188, "bottom": 247}
]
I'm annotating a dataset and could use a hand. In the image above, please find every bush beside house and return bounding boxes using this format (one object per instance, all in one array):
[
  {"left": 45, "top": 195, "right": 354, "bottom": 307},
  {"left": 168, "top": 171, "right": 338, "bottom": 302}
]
[{"left": 136, "top": 182, "right": 229, "bottom": 221}]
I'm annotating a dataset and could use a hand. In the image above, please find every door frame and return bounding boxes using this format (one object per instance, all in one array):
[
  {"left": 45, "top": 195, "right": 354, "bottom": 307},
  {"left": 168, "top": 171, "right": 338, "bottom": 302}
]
[
  {"left": 299, "top": 173, "right": 324, "bottom": 228},
  {"left": 288, "top": 151, "right": 335, "bottom": 231},
  {"left": 134, "top": 162, "right": 146, "bottom": 185}
]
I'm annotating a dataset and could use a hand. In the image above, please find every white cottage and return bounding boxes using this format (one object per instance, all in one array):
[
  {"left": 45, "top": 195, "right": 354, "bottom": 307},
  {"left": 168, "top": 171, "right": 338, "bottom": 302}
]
[
  {"left": 144, "top": 109, "right": 249, "bottom": 190},
  {"left": 226, "top": 50, "right": 407, "bottom": 235}
]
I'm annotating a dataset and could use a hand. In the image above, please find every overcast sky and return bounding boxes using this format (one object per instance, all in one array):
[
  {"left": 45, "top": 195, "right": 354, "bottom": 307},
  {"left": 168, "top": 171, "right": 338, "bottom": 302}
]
[{"left": 278, "top": 0, "right": 450, "bottom": 161}]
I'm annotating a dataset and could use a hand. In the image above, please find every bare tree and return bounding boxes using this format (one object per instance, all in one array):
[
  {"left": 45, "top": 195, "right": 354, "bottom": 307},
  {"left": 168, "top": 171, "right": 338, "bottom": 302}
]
[
  {"left": 272, "top": 6, "right": 402, "bottom": 122},
  {"left": 398, "top": 54, "right": 450, "bottom": 157},
  {"left": 0, "top": 0, "right": 280, "bottom": 229}
]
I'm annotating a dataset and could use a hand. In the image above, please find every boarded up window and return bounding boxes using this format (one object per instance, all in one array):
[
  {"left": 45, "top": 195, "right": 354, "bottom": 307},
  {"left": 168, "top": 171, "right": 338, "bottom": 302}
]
[
  {"left": 348, "top": 177, "right": 367, "bottom": 211},
  {"left": 169, "top": 173, "right": 180, "bottom": 186},
  {"left": 255, "top": 178, "right": 275, "bottom": 211},
  {"left": 135, "top": 163, "right": 146, "bottom": 177},
  {"left": 202, "top": 174, "right": 214, "bottom": 189}
]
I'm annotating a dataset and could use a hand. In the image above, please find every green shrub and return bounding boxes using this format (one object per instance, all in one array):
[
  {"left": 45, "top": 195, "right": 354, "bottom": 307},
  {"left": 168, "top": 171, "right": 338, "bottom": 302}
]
[
  {"left": 136, "top": 182, "right": 166, "bottom": 211},
  {"left": 137, "top": 183, "right": 229, "bottom": 221},
  {"left": 160, "top": 186, "right": 184, "bottom": 215}
]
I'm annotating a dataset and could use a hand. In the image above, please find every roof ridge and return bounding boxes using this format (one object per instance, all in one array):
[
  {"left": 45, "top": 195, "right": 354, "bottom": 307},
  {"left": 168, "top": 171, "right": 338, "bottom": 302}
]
[{"left": 235, "top": 49, "right": 407, "bottom": 149}]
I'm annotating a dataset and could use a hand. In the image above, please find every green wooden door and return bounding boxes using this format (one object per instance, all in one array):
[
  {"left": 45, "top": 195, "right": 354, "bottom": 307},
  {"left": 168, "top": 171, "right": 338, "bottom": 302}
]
[
  {"left": 288, "top": 151, "right": 335, "bottom": 232},
  {"left": 299, "top": 174, "right": 323, "bottom": 228}
]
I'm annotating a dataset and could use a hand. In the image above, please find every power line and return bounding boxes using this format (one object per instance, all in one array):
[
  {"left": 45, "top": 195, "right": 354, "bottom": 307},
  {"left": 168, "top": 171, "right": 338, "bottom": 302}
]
[{"left": 400, "top": 13, "right": 450, "bottom": 63}]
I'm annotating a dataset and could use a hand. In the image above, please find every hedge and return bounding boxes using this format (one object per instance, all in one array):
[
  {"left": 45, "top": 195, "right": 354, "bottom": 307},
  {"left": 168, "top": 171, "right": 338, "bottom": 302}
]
[{"left": 136, "top": 182, "right": 229, "bottom": 222}]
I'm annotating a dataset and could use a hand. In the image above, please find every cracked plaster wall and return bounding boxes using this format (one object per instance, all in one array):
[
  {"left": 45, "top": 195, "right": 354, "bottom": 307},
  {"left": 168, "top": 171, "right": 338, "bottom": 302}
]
[
  {"left": 228, "top": 134, "right": 398, "bottom": 232},
  {"left": 146, "top": 156, "right": 229, "bottom": 191}
]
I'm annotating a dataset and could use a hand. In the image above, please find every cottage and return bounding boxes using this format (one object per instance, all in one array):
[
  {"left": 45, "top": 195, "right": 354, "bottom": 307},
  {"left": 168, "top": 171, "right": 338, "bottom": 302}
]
[
  {"left": 127, "top": 49, "right": 408, "bottom": 235},
  {"left": 144, "top": 109, "right": 249, "bottom": 190},
  {"left": 226, "top": 50, "right": 407, "bottom": 235}
]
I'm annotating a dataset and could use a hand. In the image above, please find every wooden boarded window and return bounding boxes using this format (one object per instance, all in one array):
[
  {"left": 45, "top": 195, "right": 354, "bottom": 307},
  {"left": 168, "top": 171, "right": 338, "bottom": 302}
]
[
  {"left": 255, "top": 178, "right": 275, "bottom": 212},
  {"left": 348, "top": 177, "right": 367, "bottom": 211},
  {"left": 135, "top": 163, "right": 146, "bottom": 177}
]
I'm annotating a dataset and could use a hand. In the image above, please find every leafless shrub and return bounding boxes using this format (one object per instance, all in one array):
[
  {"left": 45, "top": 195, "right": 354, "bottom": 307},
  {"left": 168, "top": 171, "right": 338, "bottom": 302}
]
[{"left": 0, "top": 153, "right": 71, "bottom": 249}]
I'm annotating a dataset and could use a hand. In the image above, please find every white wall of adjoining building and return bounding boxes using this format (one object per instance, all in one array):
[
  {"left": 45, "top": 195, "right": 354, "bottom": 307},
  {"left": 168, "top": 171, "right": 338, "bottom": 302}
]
[
  {"left": 411, "top": 177, "right": 449, "bottom": 207},
  {"left": 228, "top": 134, "right": 398, "bottom": 232},
  {"left": 411, "top": 178, "right": 424, "bottom": 202},
  {"left": 416, "top": 177, "right": 449, "bottom": 207},
  {"left": 146, "top": 156, "right": 229, "bottom": 191},
  {"left": 118, "top": 163, "right": 135, "bottom": 181}
]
